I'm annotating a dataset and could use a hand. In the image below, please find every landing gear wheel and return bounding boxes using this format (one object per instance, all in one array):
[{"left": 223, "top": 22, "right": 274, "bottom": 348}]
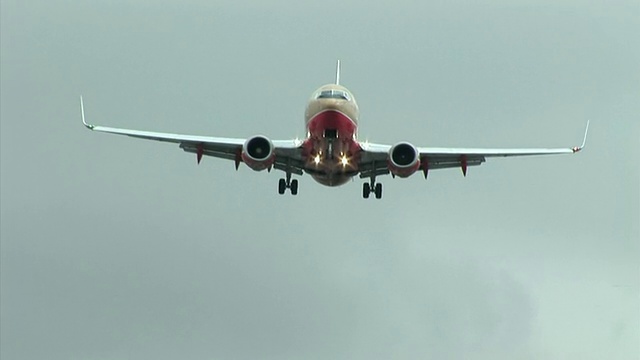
[
  {"left": 374, "top": 183, "right": 383, "bottom": 199},
  {"left": 278, "top": 178, "right": 286, "bottom": 195},
  {"left": 290, "top": 179, "right": 298, "bottom": 195},
  {"left": 363, "top": 183, "right": 370, "bottom": 199}
]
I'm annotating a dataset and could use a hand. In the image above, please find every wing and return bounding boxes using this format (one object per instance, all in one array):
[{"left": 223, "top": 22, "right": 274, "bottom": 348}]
[
  {"left": 80, "top": 97, "right": 304, "bottom": 172},
  {"left": 358, "top": 121, "right": 589, "bottom": 178}
]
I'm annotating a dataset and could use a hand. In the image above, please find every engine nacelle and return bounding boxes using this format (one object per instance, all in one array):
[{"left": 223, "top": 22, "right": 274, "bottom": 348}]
[
  {"left": 388, "top": 142, "right": 421, "bottom": 178},
  {"left": 242, "top": 135, "right": 275, "bottom": 171}
]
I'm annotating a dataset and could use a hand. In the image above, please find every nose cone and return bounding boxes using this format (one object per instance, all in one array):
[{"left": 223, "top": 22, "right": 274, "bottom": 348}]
[{"left": 316, "top": 98, "right": 345, "bottom": 112}]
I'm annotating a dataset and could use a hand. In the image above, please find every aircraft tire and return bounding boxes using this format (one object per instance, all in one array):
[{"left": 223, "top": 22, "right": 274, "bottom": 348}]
[
  {"left": 278, "top": 178, "right": 286, "bottom": 194},
  {"left": 290, "top": 179, "right": 298, "bottom": 195},
  {"left": 363, "top": 183, "right": 370, "bottom": 199},
  {"left": 375, "top": 183, "right": 382, "bottom": 199}
]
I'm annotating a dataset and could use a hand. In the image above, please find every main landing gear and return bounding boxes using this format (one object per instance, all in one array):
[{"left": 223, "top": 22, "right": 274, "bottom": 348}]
[
  {"left": 278, "top": 172, "right": 298, "bottom": 195},
  {"left": 363, "top": 177, "right": 382, "bottom": 199}
]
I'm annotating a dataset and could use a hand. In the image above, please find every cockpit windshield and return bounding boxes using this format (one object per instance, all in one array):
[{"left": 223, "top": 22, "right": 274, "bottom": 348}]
[{"left": 316, "top": 89, "right": 351, "bottom": 101}]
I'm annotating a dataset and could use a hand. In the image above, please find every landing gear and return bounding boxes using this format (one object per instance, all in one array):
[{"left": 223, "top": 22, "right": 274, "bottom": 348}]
[
  {"left": 362, "top": 178, "right": 383, "bottom": 199},
  {"left": 278, "top": 172, "right": 298, "bottom": 195}
]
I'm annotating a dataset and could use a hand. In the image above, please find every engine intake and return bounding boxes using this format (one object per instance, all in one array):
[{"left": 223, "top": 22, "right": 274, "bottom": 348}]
[
  {"left": 242, "top": 135, "right": 275, "bottom": 171},
  {"left": 388, "top": 142, "right": 420, "bottom": 178}
]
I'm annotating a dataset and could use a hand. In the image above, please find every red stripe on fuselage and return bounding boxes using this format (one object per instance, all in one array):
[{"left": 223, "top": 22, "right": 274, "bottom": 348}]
[
  {"left": 303, "top": 110, "right": 361, "bottom": 187},
  {"left": 307, "top": 109, "right": 357, "bottom": 140}
]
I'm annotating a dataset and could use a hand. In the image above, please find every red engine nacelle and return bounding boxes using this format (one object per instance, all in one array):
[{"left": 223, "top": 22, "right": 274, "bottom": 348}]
[
  {"left": 388, "top": 142, "right": 421, "bottom": 178},
  {"left": 242, "top": 135, "right": 275, "bottom": 171}
]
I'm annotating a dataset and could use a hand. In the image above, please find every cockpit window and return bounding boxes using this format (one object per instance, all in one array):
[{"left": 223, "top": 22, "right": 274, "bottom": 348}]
[{"left": 316, "top": 89, "right": 350, "bottom": 101}]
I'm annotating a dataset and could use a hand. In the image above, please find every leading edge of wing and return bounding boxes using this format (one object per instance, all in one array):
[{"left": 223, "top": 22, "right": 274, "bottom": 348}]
[
  {"left": 80, "top": 96, "right": 245, "bottom": 145},
  {"left": 418, "top": 147, "right": 575, "bottom": 157},
  {"left": 79, "top": 96, "right": 301, "bottom": 148},
  {"left": 361, "top": 121, "right": 589, "bottom": 157},
  {"left": 420, "top": 121, "right": 589, "bottom": 157}
]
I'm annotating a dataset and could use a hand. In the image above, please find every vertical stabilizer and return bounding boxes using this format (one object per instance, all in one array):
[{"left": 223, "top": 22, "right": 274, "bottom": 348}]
[{"left": 335, "top": 60, "right": 341, "bottom": 85}]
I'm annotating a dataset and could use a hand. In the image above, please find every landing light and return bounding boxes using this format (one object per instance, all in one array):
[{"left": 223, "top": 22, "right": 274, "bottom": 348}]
[
  {"left": 314, "top": 154, "right": 321, "bottom": 165},
  {"left": 340, "top": 155, "right": 349, "bottom": 166}
]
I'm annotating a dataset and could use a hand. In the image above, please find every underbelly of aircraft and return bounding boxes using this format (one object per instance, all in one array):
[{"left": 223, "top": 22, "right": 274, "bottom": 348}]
[
  {"left": 310, "top": 173, "right": 352, "bottom": 187},
  {"left": 303, "top": 149, "right": 360, "bottom": 187},
  {"left": 304, "top": 157, "right": 357, "bottom": 187}
]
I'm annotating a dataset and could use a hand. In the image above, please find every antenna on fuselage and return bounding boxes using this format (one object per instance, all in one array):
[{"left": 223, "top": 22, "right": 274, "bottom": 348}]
[{"left": 335, "top": 60, "right": 341, "bottom": 85}]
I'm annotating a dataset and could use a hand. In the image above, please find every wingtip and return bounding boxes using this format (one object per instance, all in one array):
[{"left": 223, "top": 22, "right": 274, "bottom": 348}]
[
  {"left": 572, "top": 120, "right": 589, "bottom": 153},
  {"left": 80, "top": 95, "right": 94, "bottom": 130}
]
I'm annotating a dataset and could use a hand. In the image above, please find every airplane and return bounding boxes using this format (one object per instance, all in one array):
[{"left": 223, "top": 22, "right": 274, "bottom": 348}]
[{"left": 81, "top": 61, "right": 588, "bottom": 199}]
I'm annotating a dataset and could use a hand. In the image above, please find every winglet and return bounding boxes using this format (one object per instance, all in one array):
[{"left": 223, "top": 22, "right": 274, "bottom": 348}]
[
  {"left": 572, "top": 120, "right": 589, "bottom": 153},
  {"left": 80, "top": 96, "right": 94, "bottom": 130},
  {"left": 335, "top": 60, "right": 341, "bottom": 85}
]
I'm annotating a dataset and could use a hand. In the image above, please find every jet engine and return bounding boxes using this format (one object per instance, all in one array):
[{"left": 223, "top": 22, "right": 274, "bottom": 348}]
[
  {"left": 388, "top": 142, "right": 420, "bottom": 178},
  {"left": 242, "top": 135, "right": 275, "bottom": 171}
]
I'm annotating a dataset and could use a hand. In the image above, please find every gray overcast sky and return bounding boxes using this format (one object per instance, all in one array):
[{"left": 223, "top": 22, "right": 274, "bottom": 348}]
[{"left": 1, "top": 0, "right": 638, "bottom": 359}]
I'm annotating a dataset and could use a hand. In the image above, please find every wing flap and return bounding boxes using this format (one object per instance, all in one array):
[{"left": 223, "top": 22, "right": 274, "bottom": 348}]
[{"left": 423, "top": 156, "right": 485, "bottom": 169}]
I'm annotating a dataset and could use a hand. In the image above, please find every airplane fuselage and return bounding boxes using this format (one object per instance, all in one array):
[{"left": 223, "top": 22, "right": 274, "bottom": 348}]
[{"left": 302, "top": 84, "right": 362, "bottom": 186}]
